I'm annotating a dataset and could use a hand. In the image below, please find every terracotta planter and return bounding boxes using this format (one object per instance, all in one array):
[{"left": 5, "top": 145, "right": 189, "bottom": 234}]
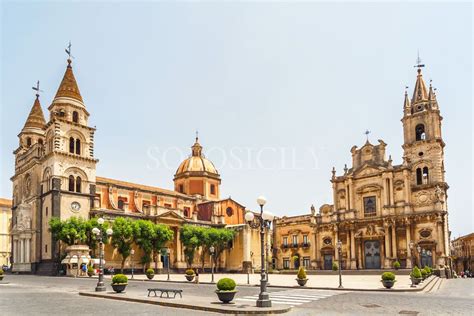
[
  {"left": 146, "top": 274, "right": 154, "bottom": 280},
  {"left": 185, "top": 274, "right": 195, "bottom": 282},
  {"left": 216, "top": 290, "right": 237, "bottom": 303},
  {"left": 112, "top": 283, "right": 127, "bottom": 293},
  {"left": 296, "top": 278, "right": 308, "bottom": 286},
  {"left": 381, "top": 280, "right": 395, "bottom": 289}
]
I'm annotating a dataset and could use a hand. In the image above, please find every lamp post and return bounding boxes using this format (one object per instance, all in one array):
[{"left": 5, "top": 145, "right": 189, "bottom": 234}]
[
  {"left": 417, "top": 245, "right": 422, "bottom": 267},
  {"left": 210, "top": 246, "right": 215, "bottom": 283},
  {"left": 247, "top": 251, "right": 253, "bottom": 285},
  {"left": 336, "top": 240, "right": 343, "bottom": 289},
  {"left": 130, "top": 249, "right": 135, "bottom": 279},
  {"left": 166, "top": 248, "right": 171, "bottom": 281},
  {"left": 409, "top": 241, "right": 415, "bottom": 268},
  {"left": 92, "top": 218, "right": 113, "bottom": 292},
  {"left": 245, "top": 196, "right": 274, "bottom": 308}
]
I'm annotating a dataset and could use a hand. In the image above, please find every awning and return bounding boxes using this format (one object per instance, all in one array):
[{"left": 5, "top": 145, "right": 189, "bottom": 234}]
[
  {"left": 91, "top": 258, "right": 105, "bottom": 265},
  {"left": 80, "top": 258, "right": 90, "bottom": 264},
  {"left": 69, "top": 258, "right": 78, "bottom": 264}
]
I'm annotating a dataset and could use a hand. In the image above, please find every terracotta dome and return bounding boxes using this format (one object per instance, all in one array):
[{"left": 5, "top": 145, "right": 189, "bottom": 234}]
[{"left": 174, "top": 137, "right": 219, "bottom": 179}]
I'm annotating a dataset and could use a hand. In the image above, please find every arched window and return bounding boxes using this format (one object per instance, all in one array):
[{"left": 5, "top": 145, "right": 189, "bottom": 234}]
[
  {"left": 183, "top": 207, "right": 190, "bottom": 217},
  {"left": 422, "top": 167, "right": 429, "bottom": 184},
  {"left": 38, "top": 139, "right": 43, "bottom": 146},
  {"left": 68, "top": 175, "right": 75, "bottom": 192},
  {"left": 69, "top": 137, "right": 75, "bottom": 153},
  {"left": 416, "top": 168, "right": 423, "bottom": 185},
  {"left": 118, "top": 199, "right": 124, "bottom": 210},
  {"left": 72, "top": 111, "right": 79, "bottom": 123},
  {"left": 415, "top": 124, "right": 425, "bottom": 141},
  {"left": 210, "top": 184, "right": 216, "bottom": 195},
  {"left": 75, "top": 176, "right": 82, "bottom": 193},
  {"left": 26, "top": 137, "right": 32, "bottom": 147},
  {"left": 75, "top": 139, "right": 81, "bottom": 155}
]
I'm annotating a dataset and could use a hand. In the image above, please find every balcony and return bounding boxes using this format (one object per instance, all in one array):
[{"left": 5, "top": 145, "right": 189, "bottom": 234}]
[{"left": 301, "top": 242, "right": 311, "bottom": 248}]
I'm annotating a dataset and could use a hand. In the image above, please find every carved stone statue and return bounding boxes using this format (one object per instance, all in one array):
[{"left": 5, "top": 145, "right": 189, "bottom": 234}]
[{"left": 310, "top": 204, "right": 316, "bottom": 216}]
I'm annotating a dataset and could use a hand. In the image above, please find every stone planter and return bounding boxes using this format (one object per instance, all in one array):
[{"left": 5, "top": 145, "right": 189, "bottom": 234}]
[
  {"left": 411, "top": 277, "right": 422, "bottom": 286},
  {"left": 296, "top": 278, "right": 308, "bottom": 286},
  {"left": 87, "top": 272, "right": 94, "bottom": 277},
  {"left": 215, "top": 290, "right": 237, "bottom": 303},
  {"left": 185, "top": 274, "right": 195, "bottom": 282},
  {"left": 0, "top": 275, "right": 4, "bottom": 281},
  {"left": 146, "top": 274, "right": 154, "bottom": 280},
  {"left": 381, "top": 280, "right": 395, "bottom": 289},
  {"left": 112, "top": 284, "right": 127, "bottom": 293}
]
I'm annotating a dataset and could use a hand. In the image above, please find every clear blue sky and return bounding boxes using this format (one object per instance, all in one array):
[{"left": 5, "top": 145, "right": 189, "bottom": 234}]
[{"left": 1, "top": 2, "right": 472, "bottom": 236}]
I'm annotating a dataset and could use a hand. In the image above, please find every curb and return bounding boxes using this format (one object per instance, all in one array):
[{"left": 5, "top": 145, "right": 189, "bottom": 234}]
[
  {"left": 122, "top": 275, "right": 438, "bottom": 293},
  {"left": 79, "top": 291, "right": 291, "bottom": 314}
]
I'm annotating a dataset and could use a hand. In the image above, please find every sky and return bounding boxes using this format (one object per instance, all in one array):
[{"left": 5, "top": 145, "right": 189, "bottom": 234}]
[{"left": 1, "top": 1, "right": 472, "bottom": 237}]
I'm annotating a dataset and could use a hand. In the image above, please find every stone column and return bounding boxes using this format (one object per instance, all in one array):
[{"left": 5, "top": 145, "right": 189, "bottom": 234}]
[
  {"left": 406, "top": 223, "right": 412, "bottom": 268},
  {"left": 348, "top": 179, "right": 355, "bottom": 211},
  {"left": 382, "top": 177, "right": 388, "bottom": 206},
  {"left": 20, "top": 239, "right": 24, "bottom": 263},
  {"left": 25, "top": 238, "right": 30, "bottom": 263},
  {"left": 345, "top": 184, "right": 350, "bottom": 210},
  {"left": 389, "top": 178, "right": 394, "bottom": 205},
  {"left": 383, "top": 223, "right": 391, "bottom": 268},
  {"left": 357, "top": 241, "right": 363, "bottom": 268},
  {"left": 176, "top": 228, "right": 182, "bottom": 262},
  {"left": 391, "top": 225, "right": 397, "bottom": 260},
  {"left": 314, "top": 230, "right": 320, "bottom": 269},
  {"left": 13, "top": 240, "right": 18, "bottom": 263},
  {"left": 403, "top": 170, "right": 411, "bottom": 212},
  {"left": 350, "top": 229, "right": 356, "bottom": 269},
  {"left": 437, "top": 219, "right": 446, "bottom": 256}
]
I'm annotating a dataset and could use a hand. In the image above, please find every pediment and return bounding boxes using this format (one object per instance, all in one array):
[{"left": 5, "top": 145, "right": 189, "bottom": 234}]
[
  {"left": 156, "top": 210, "right": 185, "bottom": 222},
  {"left": 353, "top": 164, "right": 384, "bottom": 177}
]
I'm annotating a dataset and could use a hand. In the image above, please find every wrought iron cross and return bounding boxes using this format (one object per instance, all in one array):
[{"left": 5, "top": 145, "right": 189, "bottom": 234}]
[
  {"left": 414, "top": 51, "right": 425, "bottom": 69},
  {"left": 32, "top": 80, "right": 43, "bottom": 97},
  {"left": 65, "top": 41, "right": 73, "bottom": 59}
]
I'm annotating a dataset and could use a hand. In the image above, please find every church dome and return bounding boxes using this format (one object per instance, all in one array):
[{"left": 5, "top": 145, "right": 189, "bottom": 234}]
[{"left": 174, "top": 137, "right": 220, "bottom": 179}]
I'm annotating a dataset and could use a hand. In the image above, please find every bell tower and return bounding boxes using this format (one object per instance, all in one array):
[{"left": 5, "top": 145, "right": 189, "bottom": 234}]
[{"left": 401, "top": 60, "right": 446, "bottom": 189}]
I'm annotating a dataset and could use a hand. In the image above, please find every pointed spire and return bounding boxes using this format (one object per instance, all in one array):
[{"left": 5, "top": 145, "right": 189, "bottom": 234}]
[
  {"left": 428, "top": 79, "right": 437, "bottom": 101},
  {"left": 404, "top": 87, "right": 411, "bottom": 109},
  {"left": 54, "top": 58, "right": 83, "bottom": 102},
  {"left": 191, "top": 133, "right": 203, "bottom": 157},
  {"left": 23, "top": 94, "right": 46, "bottom": 131},
  {"left": 412, "top": 54, "right": 428, "bottom": 104}
]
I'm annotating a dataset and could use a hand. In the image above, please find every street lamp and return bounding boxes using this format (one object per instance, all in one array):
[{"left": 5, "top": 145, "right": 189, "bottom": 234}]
[
  {"left": 130, "top": 249, "right": 135, "bottom": 279},
  {"left": 409, "top": 241, "right": 415, "bottom": 268},
  {"left": 336, "top": 240, "right": 343, "bottom": 289},
  {"left": 166, "top": 248, "right": 171, "bottom": 281},
  {"left": 92, "top": 218, "right": 113, "bottom": 292},
  {"left": 210, "top": 246, "right": 215, "bottom": 283},
  {"left": 244, "top": 196, "right": 273, "bottom": 308}
]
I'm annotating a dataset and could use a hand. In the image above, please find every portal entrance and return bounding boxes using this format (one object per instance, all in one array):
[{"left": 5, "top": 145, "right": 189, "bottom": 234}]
[
  {"left": 323, "top": 254, "right": 333, "bottom": 270},
  {"left": 364, "top": 240, "right": 381, "bottom": 269}
]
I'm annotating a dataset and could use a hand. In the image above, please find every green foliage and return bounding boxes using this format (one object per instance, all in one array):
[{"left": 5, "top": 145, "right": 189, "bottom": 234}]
[
  {"left": 332, "top": 262, "right": 339, "bottom": 271},
  {"left": 216, "top": 278, "right": 236, "bottom": 291},
  {"left": 421, "top": 268, "right": 428, "bottom": 277},
  {"left": 134, "top": 219, "right": 156, "bottom": 266},
  {"left": 112, "top": 274, "right": 128, "bottom": 284},
  {"left": 85, "top": 217, "right": 111, "bottom": 250},
  {"left": 185, "top": 269, "right": 195, "bottom": 276},
  {"left": 297, "top": 266, "right": 307, "bottom": 279},
  {"left": 146, "top": 268, "right": 155, "bottom": 275},
  {"left": 111, "top": 217, "right": 135, "bottom": 272},
  {"left": 424, "top": 266, "right": 432, "bottom": 274},
  {"left": 381, "top": 272, "right": 396, "bottom": 281},
  {"left": 393, "top": 261, "right": 401, "bottom": 269},
  {"left": 181, "top": 225, "right": 203, "bottom": 267},
  {"left": 411, "top": 266, "right": 422, "bottom": 278},
  {"left": 152, "top": 224, "right": 173, "bottom": 265},
  {"left": 0, "top": 268, "right": 4, "bottom": 275},
  {"left": 49, "top": 217, "right": 87, "bottom": 245},
  {"left": 87, "top": 266, "right": 95, "bottom": 274}
]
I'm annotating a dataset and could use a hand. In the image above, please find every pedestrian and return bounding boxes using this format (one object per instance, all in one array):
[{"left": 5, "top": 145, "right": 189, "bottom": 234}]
[
  {"left": 195, "top": 268, "right": 199, "bottom": 284},
  {"left": 81, "top": 263, "right": 87, "bottom": 276}
]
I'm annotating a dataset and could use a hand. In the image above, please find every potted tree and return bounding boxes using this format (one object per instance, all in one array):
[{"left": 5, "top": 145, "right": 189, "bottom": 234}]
[
  {"left": 381, "top": 272, "right": 396, "bottom": 289},
  {"left": 393, "top": 261, "right": 401, "bottom": 270},
  {"left": 332, "top": 262, "right": 339, "bottom": 271},
  {"left": 111, "top": 274, "right": 128, "bottom": 293},
  {"left": 185, "top": 269, "right": 195, "bottom": 282},
  {"left": 215, "top": 278, "right": 237, "bottom": 303},
  {"left": 296, "top": 266, "right": 308, "bottom": 286},
  {"left": 421, "top": 268, "right": 428, "bottom": 280},
  {"left": 0, "top": 268, "right": 4, "bottom": 281},
  {"left": 146, "top": 268, "right": 155, "bottom": 280},
  {"left": 87, "top": 266, "right": 95, "bottom": 277},
  {"left": 410, "top": 267, "right": 422, "bottom": 286},
  {"left": 424, "top": 266, "right": 432, "bottom": 277}
]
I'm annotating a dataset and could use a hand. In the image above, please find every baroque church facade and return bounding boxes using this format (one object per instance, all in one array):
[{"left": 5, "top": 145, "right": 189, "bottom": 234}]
[
  {"left": 273, "top": 65, "right": 450, "bottom": 270},
  {"left": 10, "top": 57, "right": 266, "bottom": 274}
]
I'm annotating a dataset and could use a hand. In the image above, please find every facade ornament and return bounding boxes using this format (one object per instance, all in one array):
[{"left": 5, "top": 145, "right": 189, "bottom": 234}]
[{"left": 310, "top": 204, "right": 316, "bottom": 216}]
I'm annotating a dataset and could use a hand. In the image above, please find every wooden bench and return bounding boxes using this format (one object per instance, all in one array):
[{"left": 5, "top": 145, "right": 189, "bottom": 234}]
[{"left": 147, "top": 288, "right": 183, "bottom": 298}]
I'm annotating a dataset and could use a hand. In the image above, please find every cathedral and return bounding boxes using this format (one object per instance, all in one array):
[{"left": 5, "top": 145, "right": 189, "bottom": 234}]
[
  {"left": 273, "top": 65, "right": 450, "bottom": 270},
  {"left": 10, "top": 56, "right": 266, "bottom": 274}
]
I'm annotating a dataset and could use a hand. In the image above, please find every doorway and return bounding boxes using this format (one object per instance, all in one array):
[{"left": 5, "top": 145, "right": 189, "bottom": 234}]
[
  {"left": 364, "top": 240, "right": 381, "bottom": 269},
  {"left": 324, "top": 254, "right": 333, "bottom": 270}
]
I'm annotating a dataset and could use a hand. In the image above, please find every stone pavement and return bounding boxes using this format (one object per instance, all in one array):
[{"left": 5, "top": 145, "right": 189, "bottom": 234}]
[
  {"left": 79, "top": 290, "right": 292, "bottom": 314},
  {"left": 106, "top": 272, "right": 436, "bottom": 291}
]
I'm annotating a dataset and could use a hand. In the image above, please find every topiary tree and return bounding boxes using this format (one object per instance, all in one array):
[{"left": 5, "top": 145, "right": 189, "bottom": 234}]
[
  {"left": 112, "top": 274, "right": 128, "bottom": 285},
  {"left": 297, "top": 266, "right": 307, "bottom": 280},
  {"left": 146, "top": 268, "right": 154, "bottom": 275},
  {"left": 332, "top": 262, "right": 339, "bottom": 271},
  {"left": 411, "top": 266, "right": 422, "bottom": 279},
  {"left": 421, "top": 268, "right": 428, "bottom": 278},
  {"left": 393, "top": 261, "right": 401, "bottom": 269},
  {"left": 381, "top": 272, "right": 396, "bottom": 281},
  {"left": 216, "top": 278, "right": 236, "bottom": 291},
  {"left": 185, "top": 269, "right": 195, "bottom": 276}
]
